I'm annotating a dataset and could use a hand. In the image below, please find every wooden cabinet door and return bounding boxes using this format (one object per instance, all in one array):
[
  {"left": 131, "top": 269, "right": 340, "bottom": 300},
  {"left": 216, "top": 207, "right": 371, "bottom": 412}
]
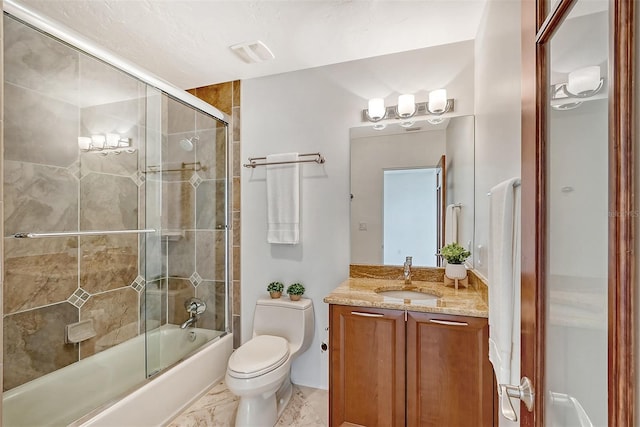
[
  {"left": 406, "top": 312, "right": 494, "bottom": 427},
  {"left": 329, "top": 305, "right": 406, "bottom": 427}
]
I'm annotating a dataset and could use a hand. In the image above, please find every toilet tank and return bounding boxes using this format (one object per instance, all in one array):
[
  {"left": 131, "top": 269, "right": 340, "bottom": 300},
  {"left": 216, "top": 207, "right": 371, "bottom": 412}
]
[{"left": 253, "top": 298, "right": 314, "bottom": 356}]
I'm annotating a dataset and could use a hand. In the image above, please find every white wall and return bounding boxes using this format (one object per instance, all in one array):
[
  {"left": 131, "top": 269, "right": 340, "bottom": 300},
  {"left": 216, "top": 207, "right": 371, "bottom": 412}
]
[
  {"left": 350, "top": 131, "right": 445, "bottom": 265},
  {"left": 474, "top": 0, "right": 522, "bottom": 277},
  {"left": 473, "top": 1, "right": 521, "bottom": 425},
  {"left": 445, "top": 115, "right": 475, "bottom": 254},
  {"left": 242, "top": 42, "right": 474, "bottom": 389}
]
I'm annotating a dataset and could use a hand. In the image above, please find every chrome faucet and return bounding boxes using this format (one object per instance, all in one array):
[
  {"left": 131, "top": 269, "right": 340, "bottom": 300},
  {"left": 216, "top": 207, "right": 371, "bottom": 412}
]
[
  {"left": 180, "top": 315, "right": 198, "bottom": 329},
  {"left": 403, "top": 256, "right": 412, "bottom": 284},
  {"left": 180, "top": 297, "right": 206, "bottom": 329}
]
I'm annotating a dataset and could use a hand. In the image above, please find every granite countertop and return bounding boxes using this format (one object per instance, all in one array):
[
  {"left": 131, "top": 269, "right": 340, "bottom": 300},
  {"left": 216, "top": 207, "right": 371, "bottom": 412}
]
[{"left": 323, "top": 277, "right": 489, "bottom": 318}]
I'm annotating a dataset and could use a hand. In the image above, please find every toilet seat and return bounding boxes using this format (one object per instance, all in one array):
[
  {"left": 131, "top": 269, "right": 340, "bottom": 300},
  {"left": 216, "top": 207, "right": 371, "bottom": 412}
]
[{"left": 227, "top": 335, "right": 290, "bottom": 379}]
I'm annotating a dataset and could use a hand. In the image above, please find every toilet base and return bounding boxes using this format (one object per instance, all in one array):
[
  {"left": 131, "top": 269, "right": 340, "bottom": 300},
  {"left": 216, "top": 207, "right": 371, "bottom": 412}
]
[{"left": 234, "top": 379, "right": 293, "bottom": 427}]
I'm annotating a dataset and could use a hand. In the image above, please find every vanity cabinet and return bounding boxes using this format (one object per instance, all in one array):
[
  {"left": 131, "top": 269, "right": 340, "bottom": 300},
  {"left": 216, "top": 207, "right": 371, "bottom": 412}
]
[
  {"left": 406, "top": 311, "right": 494, "bottom": 427},
  {"left": 329, "top": 304, "right": 495, "bottom": 427}
]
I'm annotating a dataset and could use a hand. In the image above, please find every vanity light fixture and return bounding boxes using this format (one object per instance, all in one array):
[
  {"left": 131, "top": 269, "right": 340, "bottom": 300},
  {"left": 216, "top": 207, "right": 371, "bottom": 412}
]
[
  {"left": 362, "top": 89, "right": 455, "bottom": 129},
  {"left": 551, "top": 65, "right": 604, "bottom": 111},
  {"left": 78, "top": 133, "right": 136, "bottom": 155}
]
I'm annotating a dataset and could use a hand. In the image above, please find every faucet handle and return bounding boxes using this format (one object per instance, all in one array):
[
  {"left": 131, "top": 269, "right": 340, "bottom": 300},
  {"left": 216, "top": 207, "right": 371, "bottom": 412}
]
[{"left": 185, "top": 298, "right": 206, "bottom": 315}]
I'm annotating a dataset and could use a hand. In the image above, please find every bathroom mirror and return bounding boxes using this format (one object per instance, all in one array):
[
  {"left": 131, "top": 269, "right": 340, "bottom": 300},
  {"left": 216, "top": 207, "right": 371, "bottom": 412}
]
[{"left": 350, "top": 115, "right": 474, "bottom": 268}]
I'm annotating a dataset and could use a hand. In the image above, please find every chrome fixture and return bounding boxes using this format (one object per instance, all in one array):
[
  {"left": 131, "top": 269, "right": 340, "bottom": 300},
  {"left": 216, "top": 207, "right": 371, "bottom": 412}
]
[
  {"left": 13, "top": 229, "right": 156, "bottom": 239},
  {"left": 243, "top": 152, "right": 325, "bottom": 168},
  {"left": 404, "top": 256, "right": 413, "bottom": 284},
  {"left": 181, "top": 298, "right": 206, "bottom": 329},
  {"left": 363, "top": 89, "right": 455, "bottom": 130},
  {"left": 179, "top": 135, "right": 199, "bottom": 152},
  {"left": 78, "top": 133, "right": 135, "bottom": 155},
  {"left": 551, "top": 65, "right": 605, "bottom": 111}
]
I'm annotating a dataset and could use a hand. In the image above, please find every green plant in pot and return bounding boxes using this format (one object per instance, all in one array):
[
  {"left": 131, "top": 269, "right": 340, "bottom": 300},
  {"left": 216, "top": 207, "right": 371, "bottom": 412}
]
[
  {"left": 286, "top": 283, "right": 305, "bottom": 301},
  {"left": 267, "top": 281, "right": 284, "bottom": 299},
  {"left": 439, "top": 243, "right": 471, "bottom": 280}
]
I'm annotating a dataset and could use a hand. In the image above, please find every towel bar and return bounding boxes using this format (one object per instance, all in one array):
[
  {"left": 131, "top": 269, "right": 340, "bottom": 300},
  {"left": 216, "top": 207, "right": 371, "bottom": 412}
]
[{"left": 243, "top": 152, "right": 325, "bottom": 168}]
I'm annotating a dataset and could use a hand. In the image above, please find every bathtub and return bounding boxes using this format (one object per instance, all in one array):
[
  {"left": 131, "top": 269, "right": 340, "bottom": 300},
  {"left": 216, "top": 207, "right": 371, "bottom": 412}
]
[{"left": 3, "top": 325, "right": 233, "bottom": 427}]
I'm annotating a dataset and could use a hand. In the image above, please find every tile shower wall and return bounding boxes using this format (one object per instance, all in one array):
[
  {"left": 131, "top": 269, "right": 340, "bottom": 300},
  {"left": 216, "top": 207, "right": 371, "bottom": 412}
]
[
  {"left": 188, "top": 81, "right": 241, "bottom": 348},
  {"left": 162, "top": 96, "right": 227, "bottom": 333},
  {"left": 2, "top": 16, "right": 147, "bottom": 390}
]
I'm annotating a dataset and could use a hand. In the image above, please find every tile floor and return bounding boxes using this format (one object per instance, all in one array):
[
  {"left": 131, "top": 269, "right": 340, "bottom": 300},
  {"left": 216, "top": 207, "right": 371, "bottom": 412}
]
[{"left": 168, "top": 381, "right": 328, "bottom": 427}]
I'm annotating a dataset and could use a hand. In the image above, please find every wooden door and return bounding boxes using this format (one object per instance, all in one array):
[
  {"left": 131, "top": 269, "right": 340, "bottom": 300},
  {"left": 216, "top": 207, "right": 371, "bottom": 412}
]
[
  {"left": 520, "top": 0, "right": 635, "bottom": 425},
  {"left": 329, "top": 305, "right": 406, "bottom": 427},
  {"left": 406, "top": 312, "right": 494, "bottom": 427}
]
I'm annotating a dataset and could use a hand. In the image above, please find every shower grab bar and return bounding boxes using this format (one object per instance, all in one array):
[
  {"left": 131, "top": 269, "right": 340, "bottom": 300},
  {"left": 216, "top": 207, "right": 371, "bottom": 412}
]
[
  {"left": 12, "top": 229, "right": 156, "bottom": 239},
  {"left": 143, "top": 161, "right": 205, "bottom": 174},
  {"left": 243, "top": 152, "right": 325, "bottom": 168}
]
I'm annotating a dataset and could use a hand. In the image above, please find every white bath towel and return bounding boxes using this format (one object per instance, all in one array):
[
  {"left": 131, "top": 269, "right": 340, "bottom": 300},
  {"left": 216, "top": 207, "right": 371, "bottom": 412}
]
[
  {"left": 444, "top": 204, "right": 459, "bottom": 245},
  {"left": 266, "top": 153, "right": 300, "bottom": 244},
  {"left": 488, "top": 177, "right": 521, "bottom": 388}
]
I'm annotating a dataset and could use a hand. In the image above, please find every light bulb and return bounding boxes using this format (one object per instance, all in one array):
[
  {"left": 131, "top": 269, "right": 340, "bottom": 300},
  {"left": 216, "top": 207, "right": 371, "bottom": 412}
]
[
  {"left": 397, "top": 94, "right": 416, "bottom": 117},
  {"left": 91, "top": 134, "right": 106, "bottom": 149},
  {"left": 367, "top": 98, "right": 385, "bottom": 121},
  {"left": 428, "top": 89, "right": 448, "bottom": 114},
  {"left": 78, "top": 137, "right": 91, "bottom": 150},
  {"left": 106, "top": 133, "right": 120, "bottom": 148}
]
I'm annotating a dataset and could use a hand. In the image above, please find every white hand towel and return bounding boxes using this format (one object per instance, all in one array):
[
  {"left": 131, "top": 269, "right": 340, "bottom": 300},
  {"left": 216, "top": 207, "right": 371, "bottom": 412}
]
[
  {"left": 266, "top": 153, "right": 300, "bottom": 244},
  {"left": 488, "top": 177, "right": 521, "bottom": 387},
  {"left": 444, "top": 204, "right": 459, "bottom": 245}
]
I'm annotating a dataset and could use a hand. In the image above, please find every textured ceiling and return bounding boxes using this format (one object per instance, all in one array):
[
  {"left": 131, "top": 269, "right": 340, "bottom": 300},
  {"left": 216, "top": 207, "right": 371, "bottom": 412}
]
[{"left": 17, "top": 0, "right": 488, "bottom": 89}]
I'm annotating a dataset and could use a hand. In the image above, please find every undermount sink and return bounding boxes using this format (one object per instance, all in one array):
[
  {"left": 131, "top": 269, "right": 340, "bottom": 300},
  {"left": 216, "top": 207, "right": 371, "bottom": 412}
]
[{"left": 376, "top": 290, "right": 439, "bottom": 300}]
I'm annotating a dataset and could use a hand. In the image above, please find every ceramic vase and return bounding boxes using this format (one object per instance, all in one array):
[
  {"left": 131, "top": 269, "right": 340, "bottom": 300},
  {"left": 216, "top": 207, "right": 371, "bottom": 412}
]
[{"left": 445, "top": 263, "right": 467, "bottom": 280}]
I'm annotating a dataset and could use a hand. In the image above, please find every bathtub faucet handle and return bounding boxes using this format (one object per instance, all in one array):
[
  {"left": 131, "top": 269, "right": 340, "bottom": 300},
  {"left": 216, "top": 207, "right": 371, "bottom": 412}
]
[
  {"left": 181, "top": 298, "right": 206, "bottom": 329},
  {"left": 185, "top": 298, "right": 206, "bottom": 315}
]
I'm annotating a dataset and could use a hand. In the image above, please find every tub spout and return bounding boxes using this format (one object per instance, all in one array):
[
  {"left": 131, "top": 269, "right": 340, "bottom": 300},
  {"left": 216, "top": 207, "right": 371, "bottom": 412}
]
[{"left": 180, "top": 315, "right": 197, "bottom": 329}]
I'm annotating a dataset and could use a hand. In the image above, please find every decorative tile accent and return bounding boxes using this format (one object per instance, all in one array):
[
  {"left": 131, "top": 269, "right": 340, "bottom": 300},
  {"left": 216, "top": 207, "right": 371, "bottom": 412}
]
[
  {"left": 67, "top": 161, "right": 81, "bottom": 180},
  {"left": 68, "top": 287, "right": 91, "bottom": 308},
  {"left": 131, "top": 275, "right": 145, "bottom": 292},
  {"left": 131, "top": 170, "right": 145, "bottom": 187},
  {"left": 189, "top": 271, "right": 203, "bottom": 287},
  {"left": 189, "top": 172, "right": 202, "bottom": 188}
]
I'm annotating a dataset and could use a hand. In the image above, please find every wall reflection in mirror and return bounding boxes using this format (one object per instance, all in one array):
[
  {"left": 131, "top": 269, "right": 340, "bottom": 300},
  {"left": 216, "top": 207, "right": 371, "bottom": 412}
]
[
  {"left": 350, "top": 115, "right": 474, "bottom": 268},
  {"left": 545, "top": 1, "right": 608, "bottom": 426}
]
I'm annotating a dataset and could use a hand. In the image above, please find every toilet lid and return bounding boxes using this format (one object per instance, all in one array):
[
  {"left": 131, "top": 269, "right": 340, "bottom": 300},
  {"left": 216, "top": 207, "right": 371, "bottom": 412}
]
[{"left": 228, "top": 335, "right": 290, "bottom": 379}]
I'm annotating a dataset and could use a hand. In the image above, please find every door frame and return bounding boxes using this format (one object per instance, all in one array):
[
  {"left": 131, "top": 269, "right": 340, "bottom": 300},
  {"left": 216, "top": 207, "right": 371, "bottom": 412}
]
[{"left": 520, "top": 0, "right": 636, "bottom": 426}]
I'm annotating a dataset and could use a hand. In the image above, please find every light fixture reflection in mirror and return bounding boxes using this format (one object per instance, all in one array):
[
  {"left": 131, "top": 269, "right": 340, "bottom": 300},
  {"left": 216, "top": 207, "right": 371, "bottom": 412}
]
[{"left": 550, "top": 65, "right": 605, "bottom": 111}]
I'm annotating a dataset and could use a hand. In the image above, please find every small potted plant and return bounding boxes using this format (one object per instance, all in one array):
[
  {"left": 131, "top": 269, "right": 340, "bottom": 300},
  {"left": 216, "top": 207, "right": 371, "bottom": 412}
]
[
  {"left": 286, "top": 283, "right": 305, "bottom": 301},
  {"left": 439, "top": 243, "right": 471, "bottom": 280},
  {"left": 267, "top": 281, "right": 284, "bottom": 299}
]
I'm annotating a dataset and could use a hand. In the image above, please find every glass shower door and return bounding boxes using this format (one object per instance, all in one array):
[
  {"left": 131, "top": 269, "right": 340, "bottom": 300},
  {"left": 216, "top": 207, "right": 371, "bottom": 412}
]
[{"left": 143, "top": 93, "right": 229, "bottom": 377}]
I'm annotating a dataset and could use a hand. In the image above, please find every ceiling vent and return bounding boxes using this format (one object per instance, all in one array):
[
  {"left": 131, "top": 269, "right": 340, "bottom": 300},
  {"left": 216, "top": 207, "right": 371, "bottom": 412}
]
[{"left": 230, "top": 40, "right": 275, "bottom": 64}]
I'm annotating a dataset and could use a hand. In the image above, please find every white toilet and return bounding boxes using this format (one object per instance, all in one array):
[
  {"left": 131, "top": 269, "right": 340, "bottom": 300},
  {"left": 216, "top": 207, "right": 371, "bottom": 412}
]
[{"left": 225, "top": 297, "right": 315, "bottom": 427}]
